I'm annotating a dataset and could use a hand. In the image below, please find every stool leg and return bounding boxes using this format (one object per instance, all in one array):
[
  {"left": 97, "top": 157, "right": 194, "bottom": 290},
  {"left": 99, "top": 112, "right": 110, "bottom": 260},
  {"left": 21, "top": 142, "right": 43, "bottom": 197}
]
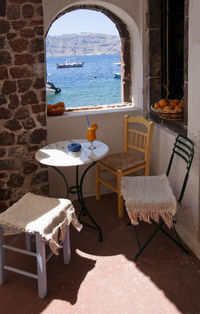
[
  {"left": 25, "top": 233, "right": 33, "bottom": 251},
  {"left": 63, "top": 225, "right": 71, "bottom": 264},
  {"left": 0, "top": 226, "right": 5, "bottom": 284},
  {"left": 35, "top": 232, "right": 47, "bottom": 298}
]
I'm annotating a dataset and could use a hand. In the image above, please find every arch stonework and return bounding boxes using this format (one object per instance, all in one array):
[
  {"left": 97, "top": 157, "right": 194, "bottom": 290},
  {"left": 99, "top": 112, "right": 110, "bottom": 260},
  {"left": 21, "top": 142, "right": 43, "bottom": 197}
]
[{"left": 47, "top": 5, "right": 132, "bottom": 103}]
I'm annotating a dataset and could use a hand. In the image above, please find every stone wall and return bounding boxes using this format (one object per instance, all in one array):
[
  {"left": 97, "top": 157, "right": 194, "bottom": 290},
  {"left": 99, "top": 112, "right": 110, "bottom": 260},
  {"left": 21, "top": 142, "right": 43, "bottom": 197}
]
[{"left": 0, "top": 0, "right": 48, "bottom": 212}]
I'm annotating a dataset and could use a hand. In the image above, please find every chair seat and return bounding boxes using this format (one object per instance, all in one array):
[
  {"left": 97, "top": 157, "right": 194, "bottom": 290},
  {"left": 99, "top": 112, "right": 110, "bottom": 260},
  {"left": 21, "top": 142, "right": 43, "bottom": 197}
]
[
  {"left": 0, "top": 192, "right": 82, "bottom": 255},
  {"left": 100, "top": 152, "right": 145, "bottom": 172},
  {"left": 121, "top": 174, "right": 177, "bottom": 228}
]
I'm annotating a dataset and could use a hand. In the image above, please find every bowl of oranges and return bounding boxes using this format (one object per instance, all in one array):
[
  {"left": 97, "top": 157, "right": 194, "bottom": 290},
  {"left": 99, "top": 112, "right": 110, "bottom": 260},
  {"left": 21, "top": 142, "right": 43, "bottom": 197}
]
[
  {"left": 47, "top": 102, "right": 65, "bottom": 116},
  {"left": 151, "top": 98, "right": 184, "bottom": 120}
]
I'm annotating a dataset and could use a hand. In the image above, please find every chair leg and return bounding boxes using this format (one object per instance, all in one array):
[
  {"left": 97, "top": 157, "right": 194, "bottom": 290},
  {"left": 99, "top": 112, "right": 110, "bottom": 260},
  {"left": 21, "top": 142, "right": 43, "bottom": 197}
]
[
  {"left": 117, "top": 194, "right": 124, "bottom": 218},
  {"left": 151, "top": 220, "right": 189, "bottom": 254},
  {"left": 133, "top": 220, "right": 190, "bottom": 262},
  {"left": 35, "top": 232, "right": 47, "bottom": 298},
  {"left": 0, "top": 226, "right": 5, "bottom": 284},
  {"left": 96, "top": 162, "right": 100, "bottom": 200},
  {"left": 144, "top": 165, "right": 149, "bottom": 176},
  {"left": 117, "top": 173, "right": 124, "bottom": 218},
  {"left": 133, "top": 225, "right": 161, "bottom": 261},
  {"left": 63, "top": 225, "right": 71, "bottom": 264}
]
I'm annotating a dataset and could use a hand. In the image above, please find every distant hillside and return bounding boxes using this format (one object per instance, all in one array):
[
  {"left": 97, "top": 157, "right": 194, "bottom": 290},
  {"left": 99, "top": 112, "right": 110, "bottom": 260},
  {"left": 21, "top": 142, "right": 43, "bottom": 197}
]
[{"left": 46, "top": 32, "right": 120, "bottom": 57}]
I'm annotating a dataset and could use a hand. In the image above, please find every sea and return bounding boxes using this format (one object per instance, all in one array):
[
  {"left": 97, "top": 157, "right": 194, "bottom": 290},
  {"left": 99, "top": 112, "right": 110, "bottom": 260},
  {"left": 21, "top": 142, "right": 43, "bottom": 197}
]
[{"left": 46, "top": 54, "right": 121, "bottom": 108}]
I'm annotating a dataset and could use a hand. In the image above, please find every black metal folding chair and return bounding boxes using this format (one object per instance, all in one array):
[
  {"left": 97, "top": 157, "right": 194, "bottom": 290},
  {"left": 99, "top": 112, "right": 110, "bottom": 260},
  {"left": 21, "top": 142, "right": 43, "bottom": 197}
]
[{"left": 121, "top": 134, "right": 194, "bottom": 261}]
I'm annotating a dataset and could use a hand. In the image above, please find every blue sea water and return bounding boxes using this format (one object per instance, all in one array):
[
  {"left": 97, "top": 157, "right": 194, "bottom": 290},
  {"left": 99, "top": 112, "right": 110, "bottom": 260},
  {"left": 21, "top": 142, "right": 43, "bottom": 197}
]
[{"left": 46, "top": 54, "right": 121, "bottom": 108}]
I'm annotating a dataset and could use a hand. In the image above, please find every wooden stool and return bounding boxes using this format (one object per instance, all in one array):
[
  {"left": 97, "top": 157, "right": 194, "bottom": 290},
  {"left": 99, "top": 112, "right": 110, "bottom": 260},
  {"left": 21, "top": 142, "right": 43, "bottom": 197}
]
[{"left": 0, "top": 193, "right": 82, "bottom": 298}]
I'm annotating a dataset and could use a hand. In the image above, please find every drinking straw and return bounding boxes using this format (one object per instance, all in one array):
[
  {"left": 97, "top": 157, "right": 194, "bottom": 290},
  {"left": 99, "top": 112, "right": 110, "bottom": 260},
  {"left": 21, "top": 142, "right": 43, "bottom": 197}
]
[{"left": 86, "top": 116, "right": 90, "bottom": 128}]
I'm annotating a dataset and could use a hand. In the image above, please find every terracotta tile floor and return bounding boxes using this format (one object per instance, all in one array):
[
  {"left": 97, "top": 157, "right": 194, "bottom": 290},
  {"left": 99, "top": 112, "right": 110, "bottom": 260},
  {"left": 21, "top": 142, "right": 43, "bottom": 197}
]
[{"left": 1, "top": 193, "right": 200, "bottom": 314}]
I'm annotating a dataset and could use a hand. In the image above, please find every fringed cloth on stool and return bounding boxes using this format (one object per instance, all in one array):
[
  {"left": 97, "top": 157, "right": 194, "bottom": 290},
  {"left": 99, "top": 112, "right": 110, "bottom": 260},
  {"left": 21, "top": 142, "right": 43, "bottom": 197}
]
[
  {"left": 121, "top": 174, "right": 177, "bottom": 228},
  {"left": 0, "top": 192, "right": 82, "bottom": 255}
]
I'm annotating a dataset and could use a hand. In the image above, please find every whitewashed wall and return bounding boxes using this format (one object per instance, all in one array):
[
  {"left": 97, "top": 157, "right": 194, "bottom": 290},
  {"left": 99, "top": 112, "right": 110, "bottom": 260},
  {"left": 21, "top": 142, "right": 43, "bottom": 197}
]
[
  {"left": 47, "top": 108, "right": 141, "bottom": 199},
  {"left": 44, "top": 0, "right": 200, "bottom": 258}
]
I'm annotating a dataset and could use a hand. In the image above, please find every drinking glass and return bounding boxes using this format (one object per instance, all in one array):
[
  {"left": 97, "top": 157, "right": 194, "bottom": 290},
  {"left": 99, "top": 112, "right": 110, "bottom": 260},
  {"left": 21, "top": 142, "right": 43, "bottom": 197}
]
[{"left": 87, "top": 123, "right": 98, "bottom": 150}]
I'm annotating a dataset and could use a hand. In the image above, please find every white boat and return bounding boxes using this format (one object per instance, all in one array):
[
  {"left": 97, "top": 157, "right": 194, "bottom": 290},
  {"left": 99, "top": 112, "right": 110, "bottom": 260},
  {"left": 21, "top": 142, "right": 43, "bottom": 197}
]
[
  {"left": 113, "top": 62, "right": 121, "bottom": 66},
  {"left": 46, "top": 88, "right": 55, "bottom": 97},
  {"left": 56, "top": 50, "right": 84, "bottom": 68},
  {"left": 114, "top": 72, "right": 121, "bottom": 78},
  {"left": 56, "top": 60, "right": 84, "bottom": 68},
  {"left": 46, "top": 81, "right": 61, "bottom": 97}
]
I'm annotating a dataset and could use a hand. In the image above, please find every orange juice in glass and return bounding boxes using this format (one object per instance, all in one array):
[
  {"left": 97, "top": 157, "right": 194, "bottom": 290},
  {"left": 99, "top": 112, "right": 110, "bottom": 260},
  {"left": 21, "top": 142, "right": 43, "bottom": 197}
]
[{"left": 87, "top": 123, "right": 98, "bottom": 150}]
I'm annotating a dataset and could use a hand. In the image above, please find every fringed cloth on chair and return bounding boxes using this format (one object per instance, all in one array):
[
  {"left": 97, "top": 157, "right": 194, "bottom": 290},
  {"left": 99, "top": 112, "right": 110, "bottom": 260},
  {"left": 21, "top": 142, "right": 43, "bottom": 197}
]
[
  {"left": 121, "top": 174, "right": 177, "bottom": 228},
  {"left": 0, "top": 193, "right": 82, "bottom": 255}
]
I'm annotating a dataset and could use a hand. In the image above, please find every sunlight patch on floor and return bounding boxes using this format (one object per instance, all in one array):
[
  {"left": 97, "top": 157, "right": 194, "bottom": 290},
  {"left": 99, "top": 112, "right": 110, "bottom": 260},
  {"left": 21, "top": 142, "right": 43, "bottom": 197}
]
[{"left": 75, "top": 248, "right": 181, "bottom": 313}]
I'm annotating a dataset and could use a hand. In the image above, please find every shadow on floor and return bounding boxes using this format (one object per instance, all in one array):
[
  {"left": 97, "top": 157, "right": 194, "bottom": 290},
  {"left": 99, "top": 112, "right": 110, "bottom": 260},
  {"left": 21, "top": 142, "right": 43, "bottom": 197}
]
[{"left": 1, "top": 193, "right": 200, "bottom": 314}]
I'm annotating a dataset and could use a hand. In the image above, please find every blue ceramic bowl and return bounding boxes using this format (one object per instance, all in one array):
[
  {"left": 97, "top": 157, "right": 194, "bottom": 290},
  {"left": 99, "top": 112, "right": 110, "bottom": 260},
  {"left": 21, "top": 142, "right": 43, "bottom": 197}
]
[{"left": 67, "top": 143, "right": 81, "bottom": 152}]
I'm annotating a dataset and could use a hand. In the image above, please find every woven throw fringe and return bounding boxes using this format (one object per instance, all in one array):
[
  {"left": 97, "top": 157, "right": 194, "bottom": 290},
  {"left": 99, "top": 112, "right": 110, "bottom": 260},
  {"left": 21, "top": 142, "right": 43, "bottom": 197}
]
[
  {"left": 127, "top": 210, "right": 174, "bottom": 229},
  {"left": 49, "top": 212, "right": 82, "bottom": 255}
]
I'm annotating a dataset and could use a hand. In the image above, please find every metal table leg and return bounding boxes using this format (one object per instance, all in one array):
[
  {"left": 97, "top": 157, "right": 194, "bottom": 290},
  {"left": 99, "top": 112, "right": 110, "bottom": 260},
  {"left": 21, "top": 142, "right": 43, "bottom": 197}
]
[
  {"left": 51, "top": 162, "right": 103, "bottom": 241},
  {"left": 77, "top": 163, "right": 103, "bottom": 241},
  {"left": 51, "top": 166, "right": 70, "bottom": 198}
]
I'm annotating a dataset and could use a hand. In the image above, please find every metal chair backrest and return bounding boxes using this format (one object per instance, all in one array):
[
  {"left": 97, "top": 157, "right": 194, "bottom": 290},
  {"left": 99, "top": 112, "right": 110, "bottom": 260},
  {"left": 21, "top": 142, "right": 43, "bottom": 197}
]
[
  {"left": 166, "top": 134, "right": 194, "bottom": 203},
  {"left": 124, "top": 115, "right": 154, "bottom": 164}
]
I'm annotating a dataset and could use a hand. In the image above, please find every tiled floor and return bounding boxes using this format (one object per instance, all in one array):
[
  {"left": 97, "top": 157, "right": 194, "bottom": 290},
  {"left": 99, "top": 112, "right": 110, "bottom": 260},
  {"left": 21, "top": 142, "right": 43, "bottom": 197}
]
[{"left": 1, "top": 193, "right": 200, "bottom": 314}]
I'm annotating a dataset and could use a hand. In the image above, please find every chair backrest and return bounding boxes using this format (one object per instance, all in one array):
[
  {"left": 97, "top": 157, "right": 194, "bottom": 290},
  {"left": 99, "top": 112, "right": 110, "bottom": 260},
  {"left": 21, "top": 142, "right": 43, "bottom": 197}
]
[
  {"left": 166, "top": 134, "right": 194, "bottom": 203},
  {"left": 124, "top": 115, "right": 154, "bottom": 165}
]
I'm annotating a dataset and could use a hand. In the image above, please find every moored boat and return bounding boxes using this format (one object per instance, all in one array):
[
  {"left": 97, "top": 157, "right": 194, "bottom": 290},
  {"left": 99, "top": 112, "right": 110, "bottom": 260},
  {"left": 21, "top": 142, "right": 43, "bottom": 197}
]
[
  {"left": 114, "top": 72, "right": 121, "bottom": 78},
  {"left": 46, "top": 81, "right": 61, "bottom": 97},
  {"left": 56, "top": 60, "right": 84, "bottom": 68},
  {"left": 56, "top": 50, "right": 84, "bottom": 68}
]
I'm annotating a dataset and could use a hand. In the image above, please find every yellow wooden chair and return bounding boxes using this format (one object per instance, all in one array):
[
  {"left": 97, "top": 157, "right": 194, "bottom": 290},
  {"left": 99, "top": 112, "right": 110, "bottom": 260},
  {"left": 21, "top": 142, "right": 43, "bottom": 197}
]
[{"left": 96, "top": 115, "right": 154, "bottom": 218}]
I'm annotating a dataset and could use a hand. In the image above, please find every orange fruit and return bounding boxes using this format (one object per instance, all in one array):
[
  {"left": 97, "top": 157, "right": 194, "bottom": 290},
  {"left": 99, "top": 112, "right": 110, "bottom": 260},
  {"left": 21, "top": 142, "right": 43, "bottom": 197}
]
[
  {"left": 174, "top": 105, "right": 182, "bottom": 110},
  {"left": 170, "top": 101, "right": 176, "bottom": 107},
  {"left": 56, "top": 101, "right": 65, "bottom": 108},
  {"left": 173, "top": 99, "right": 180, "bottom": 104},
  {"left": 163, "top": 105, "right": 173, "bottom": 110},
  {"left": 159, "top": 99, "right": 168, "bottom": 107},
  {"left": 154, "top": 102, "right": 160, "bottom": 109},
  {"left": 170, "top": 99, "right": 180, "bottom": 107}
]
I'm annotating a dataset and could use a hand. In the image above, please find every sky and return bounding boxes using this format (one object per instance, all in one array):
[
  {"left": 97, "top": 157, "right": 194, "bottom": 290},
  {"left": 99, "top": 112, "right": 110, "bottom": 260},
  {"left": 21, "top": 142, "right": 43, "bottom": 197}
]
[{"left": 48, "top": 9, "right": 119, "bottom": 36}]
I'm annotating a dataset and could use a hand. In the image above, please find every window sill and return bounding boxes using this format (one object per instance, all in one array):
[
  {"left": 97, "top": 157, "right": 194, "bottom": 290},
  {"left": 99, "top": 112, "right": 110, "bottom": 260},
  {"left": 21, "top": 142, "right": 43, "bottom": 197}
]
[{"left": 47, "top": 103, "right": 142, "bottom": 118}]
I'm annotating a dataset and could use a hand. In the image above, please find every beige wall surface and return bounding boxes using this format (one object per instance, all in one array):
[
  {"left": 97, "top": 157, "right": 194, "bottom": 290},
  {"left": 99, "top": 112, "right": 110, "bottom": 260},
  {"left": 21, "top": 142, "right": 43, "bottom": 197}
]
[
  {"left": 45, "top": 0, "right": 200, "bottom": 258},
  {"left": 47, "top": 108, "right": 141, "bottom": 198}
]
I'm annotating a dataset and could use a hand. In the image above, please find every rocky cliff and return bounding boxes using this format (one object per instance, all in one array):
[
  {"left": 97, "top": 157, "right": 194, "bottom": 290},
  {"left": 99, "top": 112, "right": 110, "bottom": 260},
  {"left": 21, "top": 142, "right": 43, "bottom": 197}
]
[{"left": 46, "top": 32, "right": 120, "bottom": 56}]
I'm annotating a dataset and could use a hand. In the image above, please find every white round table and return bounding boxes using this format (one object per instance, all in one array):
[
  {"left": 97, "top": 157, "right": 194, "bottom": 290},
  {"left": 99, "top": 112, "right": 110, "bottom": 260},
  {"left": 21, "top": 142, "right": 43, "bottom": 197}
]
[
  {"left": 35, "top": 139, "right": 109, "bottom": 167},
  {"left": 35, "top": 139, "right": 109, "bottom": 241}
]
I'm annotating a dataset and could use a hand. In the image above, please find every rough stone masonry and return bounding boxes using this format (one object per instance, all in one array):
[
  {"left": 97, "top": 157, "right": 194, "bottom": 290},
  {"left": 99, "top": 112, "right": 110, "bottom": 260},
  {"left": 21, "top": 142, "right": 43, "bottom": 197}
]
[{"left": 0, "top": 0, "right": 48, "bottom": 212}]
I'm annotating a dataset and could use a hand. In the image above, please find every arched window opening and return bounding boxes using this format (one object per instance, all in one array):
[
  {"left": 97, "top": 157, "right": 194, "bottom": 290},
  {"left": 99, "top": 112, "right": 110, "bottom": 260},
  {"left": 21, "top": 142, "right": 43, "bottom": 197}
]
[{"left": 45, "top": 7, "right": 132, "bottom": 111}]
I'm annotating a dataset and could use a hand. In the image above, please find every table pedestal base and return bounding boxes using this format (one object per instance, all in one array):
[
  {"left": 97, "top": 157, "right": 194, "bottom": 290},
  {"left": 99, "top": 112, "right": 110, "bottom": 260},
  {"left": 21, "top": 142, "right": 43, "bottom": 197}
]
[{"left": 52, "top": 163, "right": 103, "bottom": 241}]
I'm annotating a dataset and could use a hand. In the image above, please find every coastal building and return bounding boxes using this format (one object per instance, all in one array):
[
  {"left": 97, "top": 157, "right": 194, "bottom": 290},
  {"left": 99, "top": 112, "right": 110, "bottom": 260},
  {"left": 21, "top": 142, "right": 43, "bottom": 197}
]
[{"left": 1, "top": 0, "right": 200, "bottom": 311}]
